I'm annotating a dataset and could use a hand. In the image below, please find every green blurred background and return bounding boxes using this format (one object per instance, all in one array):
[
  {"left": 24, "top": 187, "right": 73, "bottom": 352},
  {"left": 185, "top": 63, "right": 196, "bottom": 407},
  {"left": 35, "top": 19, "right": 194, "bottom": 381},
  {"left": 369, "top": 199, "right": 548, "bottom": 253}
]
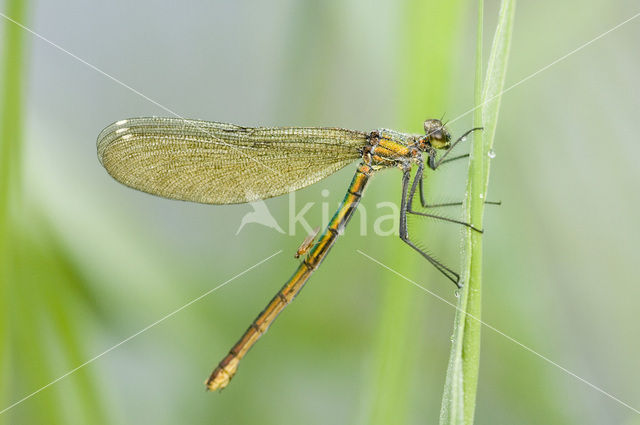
[{"left": 1, "top": 0, "right": 639, "bottom": 424}]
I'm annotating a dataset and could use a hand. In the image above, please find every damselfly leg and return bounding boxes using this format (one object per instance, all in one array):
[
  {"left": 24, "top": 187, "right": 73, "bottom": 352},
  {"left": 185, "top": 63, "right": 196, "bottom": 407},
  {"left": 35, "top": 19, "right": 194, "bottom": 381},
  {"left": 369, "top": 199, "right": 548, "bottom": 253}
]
[
  {"left": 407, "top": 163, "right": 483, "bottom": 233},
  {"left": 418, "top": 128, "right": 500, "bottom": 209},
  {"left": 399, "top": 128, "right": 485, "bottom": 287},
  {"left": 419, "top": 154, "right": 468, "bottom": 208},
  {"left": 399, "top": 167, "right": 462, "bottom": 286}
]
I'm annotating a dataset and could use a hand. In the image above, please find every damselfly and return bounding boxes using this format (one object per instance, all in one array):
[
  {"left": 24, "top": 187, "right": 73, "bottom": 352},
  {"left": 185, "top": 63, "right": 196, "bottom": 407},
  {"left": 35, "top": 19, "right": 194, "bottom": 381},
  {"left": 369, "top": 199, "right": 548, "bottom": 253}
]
[{"left": 97, "top": 117, "right": 481, "bottom": 390}]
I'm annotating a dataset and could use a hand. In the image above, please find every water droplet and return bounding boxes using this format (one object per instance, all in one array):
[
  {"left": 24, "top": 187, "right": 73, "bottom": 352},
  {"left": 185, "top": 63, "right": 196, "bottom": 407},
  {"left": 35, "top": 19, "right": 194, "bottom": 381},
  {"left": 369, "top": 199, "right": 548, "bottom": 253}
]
[
  {"left": 488, "top": 149, "right": 496, "bottom": 158},
  {"left": 461, "top": 136, "right": 467, "bottom": 142},
  {"left": 454, "top": 289, "right": 460, "bottom": 298}
]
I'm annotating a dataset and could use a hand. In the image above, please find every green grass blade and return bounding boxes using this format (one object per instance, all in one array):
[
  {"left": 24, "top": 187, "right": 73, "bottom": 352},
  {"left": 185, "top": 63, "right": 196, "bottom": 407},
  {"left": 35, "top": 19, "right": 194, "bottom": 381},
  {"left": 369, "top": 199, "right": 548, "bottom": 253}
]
[
  {"left": 482, "top": 0, "right": 516, "bottom": 191},
  {"left": 439, "top": 0, "right": 515, "bottom": 424},
  {"left": 438, "top": 2, "right": 484, "bottom": 423}
]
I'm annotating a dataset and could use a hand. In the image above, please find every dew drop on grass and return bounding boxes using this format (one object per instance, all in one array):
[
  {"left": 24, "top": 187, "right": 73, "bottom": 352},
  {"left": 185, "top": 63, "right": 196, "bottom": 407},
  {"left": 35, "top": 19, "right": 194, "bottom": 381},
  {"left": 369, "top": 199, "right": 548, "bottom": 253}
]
[
  {"left": 488, "top": 149, "right": 496, "bottom": 158},
  {"left": 454, "top": 289, "right": 460, "bottom": 298}
]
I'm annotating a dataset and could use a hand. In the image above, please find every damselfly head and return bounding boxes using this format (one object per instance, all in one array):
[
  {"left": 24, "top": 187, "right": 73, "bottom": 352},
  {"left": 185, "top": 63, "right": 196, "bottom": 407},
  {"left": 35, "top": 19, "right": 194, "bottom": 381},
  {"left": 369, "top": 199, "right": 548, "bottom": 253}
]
[{"left": 422, "top": 119, "right": 451, "bottom": 150}]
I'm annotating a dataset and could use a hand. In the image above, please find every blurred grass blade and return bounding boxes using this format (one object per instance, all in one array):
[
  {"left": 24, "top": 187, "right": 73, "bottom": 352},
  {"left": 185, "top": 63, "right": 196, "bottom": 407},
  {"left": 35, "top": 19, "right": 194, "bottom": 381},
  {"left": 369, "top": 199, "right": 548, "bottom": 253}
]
[
  {"left": 0, "top": 0, "right": 28, "bottom": 415},
  {"left": 0, "top": 3, "right": 110, "bottom": 423},
  {"left": 439, "top": 0, "right": 515, "bottom": 424},
  {"left": 363, "top": 1, "right": 466, "bottom": 423}
]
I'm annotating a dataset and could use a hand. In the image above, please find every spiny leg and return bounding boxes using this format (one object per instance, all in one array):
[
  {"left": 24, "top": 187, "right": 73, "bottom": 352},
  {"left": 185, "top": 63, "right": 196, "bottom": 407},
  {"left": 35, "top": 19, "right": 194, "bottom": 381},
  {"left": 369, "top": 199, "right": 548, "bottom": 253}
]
[
  {"left": 399, "top": 167, "right": 461, "bottom": 287},
  {"left": 439, "top": 153, "right": 470, "bottom": 166},
  {"left": 419, "top": 172, "right": 502, "bottom": 208},
  {"left": 409, "top": 164, "right": 483, "bottom": 233},
  {"left": 421, "top": 135, "right": 499, "bottom": 208},
  {"left": 419, "top": 153, "right": 468, "bottom": 207},
  {"left": 418, "top": 193, "right": 502, "bottom": 210},
  {"left": 429, "top": 127, "right": 482, "bottom": 170}
]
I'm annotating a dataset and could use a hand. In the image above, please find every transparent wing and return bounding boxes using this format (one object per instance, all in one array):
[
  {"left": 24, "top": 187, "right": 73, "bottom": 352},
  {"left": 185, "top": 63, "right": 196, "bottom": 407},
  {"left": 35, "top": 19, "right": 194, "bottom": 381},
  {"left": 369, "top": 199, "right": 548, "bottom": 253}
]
[{"left": 97, "top": 117, "right": 366, "bottom": 204}]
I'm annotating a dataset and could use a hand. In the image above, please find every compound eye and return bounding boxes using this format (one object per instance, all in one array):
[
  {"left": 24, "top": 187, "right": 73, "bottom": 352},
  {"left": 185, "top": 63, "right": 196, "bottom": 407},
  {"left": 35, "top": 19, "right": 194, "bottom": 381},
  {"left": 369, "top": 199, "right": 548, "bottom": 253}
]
[{"left": 423, "top": 119, "right": 445, "bottom": 137}]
